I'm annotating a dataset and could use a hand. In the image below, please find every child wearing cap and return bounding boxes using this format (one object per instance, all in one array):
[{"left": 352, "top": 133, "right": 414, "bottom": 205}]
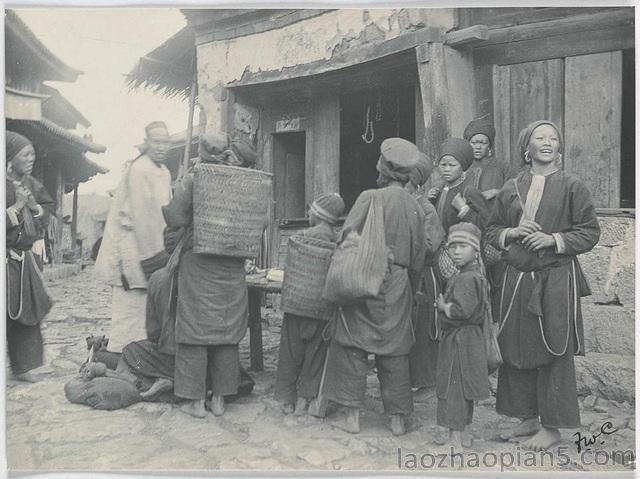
[
  {"left": 435, "top": 223, "right": 490, "bottom": 451},
  {"left": 275, "top": 193, "right": 345, "bottom": 415}
]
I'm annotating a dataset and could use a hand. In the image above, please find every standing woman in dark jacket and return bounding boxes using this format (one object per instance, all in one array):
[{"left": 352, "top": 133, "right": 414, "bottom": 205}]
[
  {"left": 6, "top": 131, "right": 54, "bottom": 382},
  {"left": 485, "top": 120, "right": 600, "bottom": 451}
]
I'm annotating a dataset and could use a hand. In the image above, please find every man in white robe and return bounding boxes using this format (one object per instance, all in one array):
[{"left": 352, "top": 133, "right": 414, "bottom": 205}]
[{"left": 96, "top": 122, "right": 172, "bottom": 351}]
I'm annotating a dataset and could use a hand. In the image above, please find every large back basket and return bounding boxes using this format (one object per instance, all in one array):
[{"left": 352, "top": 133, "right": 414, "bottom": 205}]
[
  {"left": 281, "top": 235, "right": 337, "bottom": 321},
  {"left": 193, "top": 163, "right": 272, "bottom": 258}
]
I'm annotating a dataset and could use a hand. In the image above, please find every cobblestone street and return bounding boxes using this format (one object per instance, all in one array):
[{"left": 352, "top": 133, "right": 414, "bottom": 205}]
[{"left": 6, "top": 266, "right": 635, "bottom": 473}]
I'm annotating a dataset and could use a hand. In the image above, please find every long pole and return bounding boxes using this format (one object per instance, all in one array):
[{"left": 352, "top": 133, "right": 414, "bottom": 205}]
[{"left": 181, "top": 54, "right": 197, "bottom": 179}]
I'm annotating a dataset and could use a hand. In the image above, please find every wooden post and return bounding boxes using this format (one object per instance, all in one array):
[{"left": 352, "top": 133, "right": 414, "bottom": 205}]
[
  {"left": 416, "top": 42, "right": 476, "bottom": 158},
  {"left": 54, "top": 168, "right": 64, "bottom": 264},
  {"left": 248, "top": 286, "right": 264, "bottom": 371},
  {"left": 71, "top": 182, "right": 78, "bottom": 246},
  {"left": 180, "top": 53, "right": 198, "bottom": 180},
  {"left": 416, "top": 42, "right": 450, "bottom": 162}
]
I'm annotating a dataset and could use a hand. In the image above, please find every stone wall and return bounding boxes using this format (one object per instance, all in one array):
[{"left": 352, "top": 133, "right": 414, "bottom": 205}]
[{"left": 576, "top": 215, "right": 635, "bottom": 403}]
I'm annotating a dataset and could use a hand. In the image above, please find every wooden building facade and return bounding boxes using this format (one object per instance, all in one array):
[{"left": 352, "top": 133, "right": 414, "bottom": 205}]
[
  {"left": 131, "top": 7, "right": 635, "bottom": 268},
  {"left": 5, "top": 10, "right": 108, "bottom": 263}
]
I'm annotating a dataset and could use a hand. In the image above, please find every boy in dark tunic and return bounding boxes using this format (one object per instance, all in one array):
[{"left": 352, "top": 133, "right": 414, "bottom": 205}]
[
  {"left": 485, "top": 120, "right": 600, "bottom": 451},
  {"left": 327, "top": 138, "right": 426, "bottom": 436},
  {"left": 435, "top": 223, "right": 490, "bottom": 451},
  {"left": 275, "top": 193, "right": 345, "bottom": 415}
]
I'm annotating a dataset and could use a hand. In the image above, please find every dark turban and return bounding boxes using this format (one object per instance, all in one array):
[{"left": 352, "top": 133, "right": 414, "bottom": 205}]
[
  {"left": 6, "top": 130, "right": 32, "bottom": 163},
  {"left": 517, "top": 120, "right": 563, "bottom": 163},
  {"left": 439, "top": 138, "right": 474, "bottom": 171},
  {"left": 463, "top": 118, "right": 496, "bottom": 147}
]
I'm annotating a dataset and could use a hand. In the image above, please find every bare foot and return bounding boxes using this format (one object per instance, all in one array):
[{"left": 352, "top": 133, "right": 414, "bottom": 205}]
[
  {"left": 13, "top": 371, "right": 38, "bottom": 383},
  {"left": 140, "top": 378, "right": 173, "bottom": 399},
  {"left": 294, "top": 397, "right": 308, "bottom": 416},
  {"left": 282, "top": 402, "right": 294, "bottom": 415},
  {"left": 179, "top": 399, "right": 206, "bottom": 418},
  {"left": 446, "top": 429, "right": 464, "bottom": 454},
  {"left": 208, "top": 395, "right": 225, "bottom": 416},
  {"left": 390, "top": 414, "right": 406, "bottom": 436},
  {"left": 521, "top": 426, "right": 561, "bottom": 451},
  {"left": 330, "top": 407, "right": 360, "bottom": 434},
  {"left": 499, "top": 418, "right": 539, "bottom": 441}
]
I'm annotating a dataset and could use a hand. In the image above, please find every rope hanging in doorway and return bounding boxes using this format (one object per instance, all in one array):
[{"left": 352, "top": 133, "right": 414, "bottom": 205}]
[{"left": 361, "top": 105, "right": 374, "bottom": 144}]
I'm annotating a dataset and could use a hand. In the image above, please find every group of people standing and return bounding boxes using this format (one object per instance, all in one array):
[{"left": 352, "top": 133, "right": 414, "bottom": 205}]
[
  {"left": 274, "top": 118, "right": 600, "bottom": 452},
  {"left": 6, "top": 115, "right": 600, "bottom": 453}
]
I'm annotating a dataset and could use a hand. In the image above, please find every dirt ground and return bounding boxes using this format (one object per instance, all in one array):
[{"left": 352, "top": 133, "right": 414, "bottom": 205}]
[{"left": 5, "top": 266, "right": 636, "bottom": 473}]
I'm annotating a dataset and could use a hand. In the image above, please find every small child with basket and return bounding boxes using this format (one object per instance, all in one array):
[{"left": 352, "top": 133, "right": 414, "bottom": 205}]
[
  {"left": 275, "top": 193, "right": 345, "bottom": 415},
  {"left": 435, "top": 222, "right": 497, "bottom": 452}
]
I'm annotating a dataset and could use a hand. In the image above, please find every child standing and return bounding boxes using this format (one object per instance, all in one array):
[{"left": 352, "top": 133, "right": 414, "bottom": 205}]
[
  {"left": 435, "top": 223, "right": 490, "bottom": 451},
  {"left": 429, "top": 138, "right": 489, "bottom": 233},
  {"left": 275, "top": 193, "right": 345, "bottom": 415}
]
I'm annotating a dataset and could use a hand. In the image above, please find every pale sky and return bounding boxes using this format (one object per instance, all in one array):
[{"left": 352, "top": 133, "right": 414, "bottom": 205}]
[{"left": 14, "top": 8, "right": 189, "bottom": 194}]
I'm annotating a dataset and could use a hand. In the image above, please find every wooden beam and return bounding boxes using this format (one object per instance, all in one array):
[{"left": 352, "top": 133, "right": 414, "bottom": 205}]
[
  {"left": 71, "top": 182, "right": 78, "bottom": 246},
  {"left": 229, "top": 27, "right": 443, "bottom": 88},
  {"left": 475, "top": 25, "right": 634, "bottom": 66},
  {"left": 54, "top": 168, "right": 64, "bottom": 264},
  {"left": 445, "top": 25, "right": 489, "bottom": 49},
  {"left": 474, "top": 9, "right": 633, "bottom": 66}
]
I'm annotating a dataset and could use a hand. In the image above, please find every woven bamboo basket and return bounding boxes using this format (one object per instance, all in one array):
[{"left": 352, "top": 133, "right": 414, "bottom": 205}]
[
  {"left": 436, "top": 244, "right": 459, "bottom": 282},
  {"left": 482, "top": 239, "right": 502, "bottom": 266},
  {"left": 281, "top": 235, "right": 337, "bottom": 321},
  {"left": 193, "top": 163, "right": 272, "bottom": 258}
]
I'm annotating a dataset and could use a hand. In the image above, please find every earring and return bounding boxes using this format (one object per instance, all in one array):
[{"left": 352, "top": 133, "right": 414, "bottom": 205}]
[{"left": 524, "top": 150, "right": 531, "bottom": 164}]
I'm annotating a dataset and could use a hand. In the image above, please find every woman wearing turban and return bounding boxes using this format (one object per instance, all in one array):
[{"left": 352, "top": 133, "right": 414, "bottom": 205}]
[
  {"left": 463, "top": 119, "right": 516, "bottom": 322},
  {"left": 485, "top": 120, "right": 600, "bottom": 451},
  {"left": 463, "top": 118, "right": 516, "bottom": 202},
  {"left": 326, "top": 138, "right": 426, "bottom": 436},
  {"left": 6, "top": 130, "right": 54, "bottom": 382}
]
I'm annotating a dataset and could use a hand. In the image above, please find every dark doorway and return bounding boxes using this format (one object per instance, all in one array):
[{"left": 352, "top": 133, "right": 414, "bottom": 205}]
[
  {"left": 620, "top": 49, "right": 635, "bottom": 209},
  {"left": 339, "top": 84, "right": 415, "bottom": 210},
  {"left": 272, "top": 131, "right": 306, "bottom": 220}
]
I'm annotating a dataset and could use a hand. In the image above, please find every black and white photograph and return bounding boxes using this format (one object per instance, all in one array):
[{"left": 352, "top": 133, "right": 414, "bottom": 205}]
[{"left": 3, "top": 4, "right": 637, "bottom": 475}]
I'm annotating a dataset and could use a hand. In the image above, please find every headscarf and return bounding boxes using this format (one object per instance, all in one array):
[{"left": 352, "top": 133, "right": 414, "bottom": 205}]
[
  {"left": 376, "top": 137, "right": 420, "bottom": 183},
  {"left": 463, "top": 118, "right": 496, "bottom": 148},
  {"left": 439, "top": 138, "right": 474, "bottom": 171},
  {"left": 199, "top": 131, "right": 242, "bottom": 167},
  {"left": 408, "top": 152, "right": 434, "bottom": 187},
  {"left": 6, "top": 130, "right": 32, "bottom": 163},
  {"left": 517, "top": 120, "right": 563, "bottom": 164},
  {"left": 309, "top": 193, "right": 345, "bottom": 225}
]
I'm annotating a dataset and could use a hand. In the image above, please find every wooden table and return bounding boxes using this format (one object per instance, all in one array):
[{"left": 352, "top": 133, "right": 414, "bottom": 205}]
[{"left": 246, "top": 277, "right": 282, "bottom": 371}]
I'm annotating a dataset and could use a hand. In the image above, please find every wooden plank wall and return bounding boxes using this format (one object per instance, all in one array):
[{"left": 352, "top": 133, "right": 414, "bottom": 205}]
[
  {"left": 564, "top": 52, "right": 622, "bottom": 208},
  {"left": 310, "top": 95, "right": 341, "bottom": 203},
  {"left": 493, "top": 58, "right": 564, "bottom": 168}
]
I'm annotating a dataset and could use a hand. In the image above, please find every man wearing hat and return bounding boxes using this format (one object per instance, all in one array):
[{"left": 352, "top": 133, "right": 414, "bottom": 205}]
[
  {"left": 96, "top": 122, "right": 172, "bottom": 352},
  {"left": 326, "top": 137, "right": 426, "bottom": 436}
]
